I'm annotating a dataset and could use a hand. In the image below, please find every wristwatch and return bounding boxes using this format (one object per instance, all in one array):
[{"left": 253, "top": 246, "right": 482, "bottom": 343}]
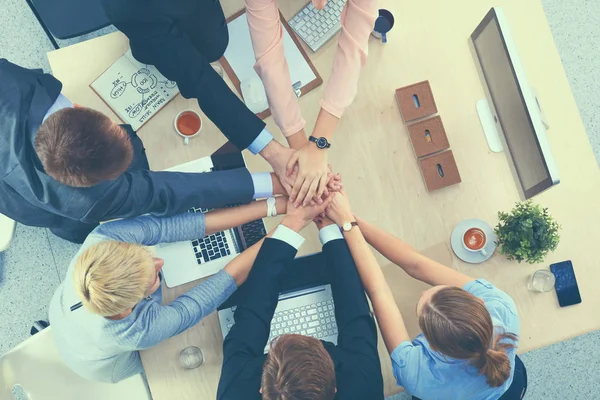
[
  {"left": 308, "top": 135, "right": 331, "bottom": 149},
  {"left": 340, "top": 221, "right": 358, "bottom": 233},
  {"left": 266, "top": 197, "right": 278, "bottom": 217}
]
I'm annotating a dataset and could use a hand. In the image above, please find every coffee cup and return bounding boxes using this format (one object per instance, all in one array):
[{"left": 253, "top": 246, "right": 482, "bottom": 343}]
[
  {"left": 372, "top": 9, "right": 395, "bottom": 43},
  {"left": 462, "top": 227, "right": 488, "bottom": 256},
  {"left": 174, "top": 110, "right": 202, "bottom": 145}
]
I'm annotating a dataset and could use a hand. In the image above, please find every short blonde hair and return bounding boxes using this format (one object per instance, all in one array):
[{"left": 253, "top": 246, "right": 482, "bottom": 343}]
[{"left": 73, "top": 241, "right": 155, "bottom": 317}]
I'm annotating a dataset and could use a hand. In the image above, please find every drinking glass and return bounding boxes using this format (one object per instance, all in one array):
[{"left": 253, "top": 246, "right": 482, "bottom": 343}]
[
  {"left": 180, "top": 346, "right": 204, "bottom": 369},
  {"left": 528, "top": 270, "right": 555, "bottom": 292}
]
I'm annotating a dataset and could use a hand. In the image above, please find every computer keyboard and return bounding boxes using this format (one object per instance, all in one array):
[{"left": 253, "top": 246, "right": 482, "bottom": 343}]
[
  {"left": 289, "top": 0, "right": 347, "bottom": 52},
  {"left": 226, "top": 299, "right": 338, "bottom": 345},
  {"left": 188, "top": 207, "right": 231, "bottom": 265},
  {"left": 239, "top": 219, "right": 267, "bottom": 248}
]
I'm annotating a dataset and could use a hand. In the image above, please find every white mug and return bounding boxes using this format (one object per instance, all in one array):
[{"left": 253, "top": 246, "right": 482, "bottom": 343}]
[
  {"left": 174, "top": 109, "right": 203, "bottom": 145},
  {"left": 462, "top": 227, "right": 488, "bottom": 256}
]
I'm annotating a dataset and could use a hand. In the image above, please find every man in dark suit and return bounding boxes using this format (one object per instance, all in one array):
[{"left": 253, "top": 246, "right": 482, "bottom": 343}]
[
  {"left": 216, "top": 210, "right": 385, "bottom": 399},
  {"left": 0, "top": 59, "right": 291, "bottom": 243}
]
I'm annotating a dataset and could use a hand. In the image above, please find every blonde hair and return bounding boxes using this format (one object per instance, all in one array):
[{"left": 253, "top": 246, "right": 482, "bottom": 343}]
[{"left": 73, "top": 241, "right": 155, "bottom": 317}]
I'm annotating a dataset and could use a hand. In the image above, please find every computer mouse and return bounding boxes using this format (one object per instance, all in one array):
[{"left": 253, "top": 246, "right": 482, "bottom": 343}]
[{"left": 240, "top": 77, "right": 269, "bottom": 114}]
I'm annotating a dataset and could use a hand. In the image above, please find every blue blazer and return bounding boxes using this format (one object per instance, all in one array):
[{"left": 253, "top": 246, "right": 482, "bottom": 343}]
[{"left": 0, "top": 59, "right": 254, "bottom": 235}]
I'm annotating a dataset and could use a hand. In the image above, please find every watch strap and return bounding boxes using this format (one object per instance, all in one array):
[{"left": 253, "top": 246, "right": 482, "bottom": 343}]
[{"left": 266, "top": 197, "right": 278, "bottom": 217}]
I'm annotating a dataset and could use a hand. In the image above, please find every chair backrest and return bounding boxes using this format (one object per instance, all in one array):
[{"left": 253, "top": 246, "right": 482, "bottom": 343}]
[
  {"left": 29, "top": 0, "right": 110, "bottom": 39},
  {"left": 0, "top": 328, "right": 152, "bottom": 400},
  {"left": 0, "top": 213, "right": 16, "bottom": 252}
]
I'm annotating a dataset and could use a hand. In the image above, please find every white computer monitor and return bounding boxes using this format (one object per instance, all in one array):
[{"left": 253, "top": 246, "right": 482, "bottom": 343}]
[{"left": 471, "top": 7, "right": 559, "bottom": 199}]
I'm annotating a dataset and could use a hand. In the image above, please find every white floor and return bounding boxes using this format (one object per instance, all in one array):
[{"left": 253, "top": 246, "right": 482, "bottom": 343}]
[{"left": 1, "top": 0, "right": 599, "bottom": 398}]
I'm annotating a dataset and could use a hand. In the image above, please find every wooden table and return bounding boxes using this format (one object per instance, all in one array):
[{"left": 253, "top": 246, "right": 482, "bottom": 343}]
[{"left": 48, "top": 0, "right": 600, "bottom": 397}]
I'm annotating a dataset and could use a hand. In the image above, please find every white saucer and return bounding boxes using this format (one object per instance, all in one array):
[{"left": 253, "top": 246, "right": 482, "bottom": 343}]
[{"left": 450, "top": 219, "right": 497, "bottom": 264}]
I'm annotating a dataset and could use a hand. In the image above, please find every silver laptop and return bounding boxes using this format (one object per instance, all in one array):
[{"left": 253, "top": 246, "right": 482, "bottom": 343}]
[
  {"left": 219, "top": 283, "right": 339, "bottom": 353},
  {"left": 157, "top": 156, "right": 267, "bottom": 288}
]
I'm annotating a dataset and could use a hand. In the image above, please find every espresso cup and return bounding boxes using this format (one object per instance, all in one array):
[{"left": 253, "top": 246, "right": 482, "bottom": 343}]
[
  {"left": 174, "top": 110, "right": 202, "bottom": 145},
  {"left": 462, "top": 227, "right": 488, "bottom": 256},
  {"left": 372, "top": 9, "right": 395, "bottom": 43}
]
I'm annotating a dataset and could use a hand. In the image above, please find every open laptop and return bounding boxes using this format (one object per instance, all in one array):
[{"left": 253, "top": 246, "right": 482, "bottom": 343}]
[
  {"left": 218, "top": 252, "right": 339, "bottom": 353},
  {"left": 157, "top": 149, "right": 267, "bottom": 288}
]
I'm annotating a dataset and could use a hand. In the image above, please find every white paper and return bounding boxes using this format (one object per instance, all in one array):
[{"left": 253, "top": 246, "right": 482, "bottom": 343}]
[
  {"left": 223, "top": 13, "right": 317, "bottom": 112},
  {"left": 91, "top": 49, "right": 180, "bottom": 131}
]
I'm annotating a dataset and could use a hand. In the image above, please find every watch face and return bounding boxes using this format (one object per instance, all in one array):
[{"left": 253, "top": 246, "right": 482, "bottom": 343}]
[
  {"left": 343, "top": 222, "right": 351, "bottom": 231},
  {"left": 316, "top": 137, "right": 328, "bottom": 149}
]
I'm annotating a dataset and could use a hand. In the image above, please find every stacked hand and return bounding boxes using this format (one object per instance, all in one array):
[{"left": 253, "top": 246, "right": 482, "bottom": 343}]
[
  {"left": 325, "top": 190, "right": 354, "bottom": 226},
  {"left": 281, "top": 194, "right": 335, "bottom": 232},
  {"left": 286, "top": 141, "right": 330, "bottom": 206}
]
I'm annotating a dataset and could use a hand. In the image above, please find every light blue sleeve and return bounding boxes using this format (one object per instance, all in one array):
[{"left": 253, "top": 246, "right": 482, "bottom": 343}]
[
  {"left": 93, "top": 212, "right": 205, "bottom": 246},
  {"left": 247, "top": 128, "right": 274, "bottom": 154},
  {"left": 390, "top": 341, "right": 427, "bottom": 395},
  {"left": 120, "top": 270, "right": 237, "bottom": 349},
  {"left": 463, "top": 279, "right": 520, "bottom": 337}
]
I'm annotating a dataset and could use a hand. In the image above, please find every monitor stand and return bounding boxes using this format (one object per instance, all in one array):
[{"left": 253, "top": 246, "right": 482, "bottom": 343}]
[
  {"left": 476, "top": 98, "right": 503, "bottom": 153},
  {"left": 476, "top": 91, "right": 549, "bottom": 153}
]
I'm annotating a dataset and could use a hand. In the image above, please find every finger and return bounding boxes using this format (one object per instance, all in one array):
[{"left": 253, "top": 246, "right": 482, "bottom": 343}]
[
  {"left": 299, "top": 178, "right": 318, "bottom": 206},
  {"left": 316, "top": 174, "right": 328, "bottom": 199},
  {"left": 290, "top": 173, "right": 305, "bottom": 204},
  {"left": 322, "top": 187, "right": 330, "bottom": 197},
  {"left": 286, "top": 152, "right": 300, "bottom": 176}
]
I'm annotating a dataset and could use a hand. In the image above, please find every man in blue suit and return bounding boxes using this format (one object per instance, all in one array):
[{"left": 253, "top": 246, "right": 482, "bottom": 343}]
[{"left": 0, "top": 59, "right": 291, "bottom": 243}]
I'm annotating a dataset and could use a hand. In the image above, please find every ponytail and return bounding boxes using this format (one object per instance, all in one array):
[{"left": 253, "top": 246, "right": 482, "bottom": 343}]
[
  {"left": 418, "top": 287, "right": 519, "bottom": 388},
  {"left": 479, "top": 333, "right": 518, "bottom": 387}
]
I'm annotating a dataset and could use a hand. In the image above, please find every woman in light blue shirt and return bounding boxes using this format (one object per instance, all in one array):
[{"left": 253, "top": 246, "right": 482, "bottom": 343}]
[{"left": 325, "top": 192, "right": 527, "bottom": 400}]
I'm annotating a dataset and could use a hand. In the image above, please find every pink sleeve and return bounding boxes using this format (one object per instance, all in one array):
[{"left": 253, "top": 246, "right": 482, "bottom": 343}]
[
  {"left": 320, "top": 0, "right": 378, "bottom": 118},
  {"left": 245, "top": 0, "right": 306, "bottom": 137}
]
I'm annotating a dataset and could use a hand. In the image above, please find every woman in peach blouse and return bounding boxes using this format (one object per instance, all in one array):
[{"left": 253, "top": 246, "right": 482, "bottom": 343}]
[{"left": 246, "top": 0, "right": 378, "bottom": 206}]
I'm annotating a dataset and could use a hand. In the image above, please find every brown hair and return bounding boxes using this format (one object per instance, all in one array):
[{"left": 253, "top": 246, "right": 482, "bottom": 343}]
[
  {"left": 261, "top": 334, "right": 336, "bottom": 400},
  {"left": 35, "top": 107, "right": 133, "bottom": 187},
  {"left": 418, "top": 287, "right": 518, "bottom": 387}
]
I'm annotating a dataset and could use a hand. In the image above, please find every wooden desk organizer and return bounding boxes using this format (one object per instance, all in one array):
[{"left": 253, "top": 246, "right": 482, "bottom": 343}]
[
  {"left": 418, "top": 150, "right": 461, "bottom": 191},
  {"left": 395, "top": 81, "right": 438, "bottom": 122},
  {"left": 407, "top": 115, "right": 450, "bottom": 158}
]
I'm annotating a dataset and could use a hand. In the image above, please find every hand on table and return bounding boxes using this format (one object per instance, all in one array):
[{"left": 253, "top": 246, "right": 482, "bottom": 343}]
[
  {"left": 286, "top": 141, "right": 329, "bottom": 207},
  {"left": 325, "top": 191, "right": 355, "bottom": 226}
]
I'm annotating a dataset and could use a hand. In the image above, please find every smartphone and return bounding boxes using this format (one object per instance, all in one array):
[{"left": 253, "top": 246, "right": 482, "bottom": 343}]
[{"left": 550, "top": 260, "right": 582, "bottom": 307}]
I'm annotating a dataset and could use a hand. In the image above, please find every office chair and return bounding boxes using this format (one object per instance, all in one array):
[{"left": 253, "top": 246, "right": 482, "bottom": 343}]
[
  {"left": 24, "top": 0, "right": 110, "bottom": 49},
  {"left": 0, "top": 327, "right": 152, "bottom": 400},
  {"left": 0, "top": 213, "right": 16, "bottom": 252}
]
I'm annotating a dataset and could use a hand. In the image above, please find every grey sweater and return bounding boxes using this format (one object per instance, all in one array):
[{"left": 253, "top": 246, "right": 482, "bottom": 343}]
[{"left": 48, "top": 213, "right": 237, "bottom": 383}]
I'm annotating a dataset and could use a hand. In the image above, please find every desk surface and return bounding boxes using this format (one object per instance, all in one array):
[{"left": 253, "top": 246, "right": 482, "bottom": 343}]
[{"left": 48, "top": 0, "right": 600, "bottom": 397}]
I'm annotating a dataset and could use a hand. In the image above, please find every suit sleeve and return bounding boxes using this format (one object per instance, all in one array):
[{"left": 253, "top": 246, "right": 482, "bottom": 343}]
[
  {"left": 323, "top": 239, "right": 382, "bottom": 365},
  {"left": 103, "top": 9, "right": 266, "bottom": 150},
  {"left": 83, "top": 168, "right": 254, "bottom": 223},
  {"left": 217, "top": 238, "right": 298, "bottom": 399}
]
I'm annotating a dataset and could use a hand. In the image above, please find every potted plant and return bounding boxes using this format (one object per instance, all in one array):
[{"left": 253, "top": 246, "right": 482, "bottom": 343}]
[{"left": 494, "top": 201, "right": 560, "bottom": 264}]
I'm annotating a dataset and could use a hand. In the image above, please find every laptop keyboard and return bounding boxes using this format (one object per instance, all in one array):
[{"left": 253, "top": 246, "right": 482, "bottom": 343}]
[
  {"left": 188, "top": 207, "right": 231, "bottom": 265},
  {"left": 239, "top": 219, "right": 267, "bottom": 248},
  {"left": 227, "top": 299, "right": 338, "bottom": 342}
]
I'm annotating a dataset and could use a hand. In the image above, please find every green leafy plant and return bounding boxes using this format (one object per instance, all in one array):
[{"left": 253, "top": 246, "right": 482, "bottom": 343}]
[{"left": 494, "top": 201, "right": 560, "bottom": 264}]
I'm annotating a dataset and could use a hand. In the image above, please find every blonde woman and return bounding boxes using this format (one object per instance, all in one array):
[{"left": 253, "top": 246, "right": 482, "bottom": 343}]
[
  {"left": 48, "top": 197, "right": 289, "bottom": 383},
  {"left": 325, "top": 192, "right": 527, "bottom": 400}
]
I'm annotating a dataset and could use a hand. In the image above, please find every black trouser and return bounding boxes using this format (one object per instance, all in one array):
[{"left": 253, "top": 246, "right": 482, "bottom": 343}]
[
  {"left": 412, "top": 355, "right": 528, "bottom": 400},
  {"left": 50, "top": 127, "right": 149, "bottom": 244},
  {"left": 499, "top": 355, "right": 528, "bottom": 399}
]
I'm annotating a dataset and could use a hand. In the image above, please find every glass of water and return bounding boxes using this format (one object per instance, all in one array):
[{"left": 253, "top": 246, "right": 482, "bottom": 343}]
[
  {"left": 180, "top": 346, "right": 204, "bottom": 369},
  {"left": 528, "top": 270, "right": 555, "bottom": 292}
]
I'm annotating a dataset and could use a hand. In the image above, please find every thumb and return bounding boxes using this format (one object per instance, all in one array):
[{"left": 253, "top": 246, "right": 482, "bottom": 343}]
[{"left": 286, "top": 152, "right": 300, "bottom": 176}]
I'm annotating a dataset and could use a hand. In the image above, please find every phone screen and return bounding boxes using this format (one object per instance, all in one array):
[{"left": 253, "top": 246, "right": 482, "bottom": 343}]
[{"left": 550, "top": 260, "right": 582, "bottom": 307}]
